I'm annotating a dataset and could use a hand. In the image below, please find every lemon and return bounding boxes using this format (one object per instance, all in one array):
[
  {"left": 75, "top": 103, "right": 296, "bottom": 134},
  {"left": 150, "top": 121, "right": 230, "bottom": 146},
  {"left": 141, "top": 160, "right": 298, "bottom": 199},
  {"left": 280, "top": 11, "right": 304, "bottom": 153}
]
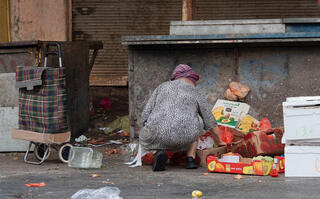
[
  {"left": 213, "top": 112, "right": 223, "bottom": 120},
  {"left": 192, "top": 190, "right": 203, "bottom": 198}
]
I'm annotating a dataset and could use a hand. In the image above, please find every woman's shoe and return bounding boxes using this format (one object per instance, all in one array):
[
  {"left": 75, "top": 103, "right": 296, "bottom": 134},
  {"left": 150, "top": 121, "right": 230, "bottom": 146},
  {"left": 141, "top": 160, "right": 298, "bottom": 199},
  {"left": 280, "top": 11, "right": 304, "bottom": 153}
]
[
  {"left": 186, "top": 156, "right": 198, "bottom": 169},
  {"left": 152, "top": 150, "right": 168, "bottom": 172}
]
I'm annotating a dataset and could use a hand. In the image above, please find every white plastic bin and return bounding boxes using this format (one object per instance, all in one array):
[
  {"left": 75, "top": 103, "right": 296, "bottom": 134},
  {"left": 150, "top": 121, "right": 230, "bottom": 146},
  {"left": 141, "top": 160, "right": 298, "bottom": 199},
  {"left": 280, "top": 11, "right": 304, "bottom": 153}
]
[
  {"left": 282, "top": 96, "right": 320, "bottom": 143},
  {"left": 285, "top": 145, "right": 320, "bottom": 177}
]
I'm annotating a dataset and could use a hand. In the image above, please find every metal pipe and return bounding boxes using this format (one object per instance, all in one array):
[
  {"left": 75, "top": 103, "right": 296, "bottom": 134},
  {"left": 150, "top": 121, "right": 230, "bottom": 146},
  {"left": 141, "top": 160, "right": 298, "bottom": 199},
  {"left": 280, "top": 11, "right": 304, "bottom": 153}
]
[{"left": 182, "top": 0, "right": 193, "bottom": 21}]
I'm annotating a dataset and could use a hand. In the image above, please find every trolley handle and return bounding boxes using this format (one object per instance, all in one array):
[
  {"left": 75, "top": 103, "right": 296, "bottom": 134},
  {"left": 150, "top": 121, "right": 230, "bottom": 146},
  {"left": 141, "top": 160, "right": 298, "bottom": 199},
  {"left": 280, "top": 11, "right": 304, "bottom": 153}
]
[{"left": 43, "top": 42, "right": 62, "bottom": 68}]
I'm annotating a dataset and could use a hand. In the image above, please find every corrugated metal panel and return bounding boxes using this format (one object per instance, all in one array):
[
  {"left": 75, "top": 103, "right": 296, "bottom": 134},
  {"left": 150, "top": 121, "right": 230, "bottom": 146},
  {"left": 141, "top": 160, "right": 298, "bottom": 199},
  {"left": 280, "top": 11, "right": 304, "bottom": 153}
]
[
  {"left": 72, "top": 0, "right": 181, "bottom": 86},
  {"left": 73, "top": 0, "right": 320, "bottom": 86},
  {"left": 195, "top": 0, "right": 320, "bottom": 20}
]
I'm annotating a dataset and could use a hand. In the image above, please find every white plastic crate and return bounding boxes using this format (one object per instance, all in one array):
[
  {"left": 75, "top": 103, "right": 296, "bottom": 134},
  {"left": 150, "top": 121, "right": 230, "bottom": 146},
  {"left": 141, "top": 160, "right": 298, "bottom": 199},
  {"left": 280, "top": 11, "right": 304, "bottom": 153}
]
[
  {"left": 282, "top": 96, "right": 320, "bottom": 143},
  {"left": 285, "top": 145, "right": 320, "bottom": 177}
]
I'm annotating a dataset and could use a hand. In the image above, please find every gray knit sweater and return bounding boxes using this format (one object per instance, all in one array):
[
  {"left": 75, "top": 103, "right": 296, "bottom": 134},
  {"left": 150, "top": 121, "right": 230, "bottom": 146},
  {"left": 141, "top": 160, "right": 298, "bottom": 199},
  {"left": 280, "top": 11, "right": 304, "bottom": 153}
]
[{"left": 139, "top": 80, "right": 217, "bottom": 151}]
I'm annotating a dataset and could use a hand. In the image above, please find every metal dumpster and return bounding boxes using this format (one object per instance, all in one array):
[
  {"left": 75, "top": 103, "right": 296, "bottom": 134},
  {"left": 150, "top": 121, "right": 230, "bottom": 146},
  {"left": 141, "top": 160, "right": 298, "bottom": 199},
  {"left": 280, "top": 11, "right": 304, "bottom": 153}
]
[
  {"left": 0, "top": 41, "right": 103, "bottom": 151},
  {"left": 123, "top": 18, "right": 320, "bottom": 138}
]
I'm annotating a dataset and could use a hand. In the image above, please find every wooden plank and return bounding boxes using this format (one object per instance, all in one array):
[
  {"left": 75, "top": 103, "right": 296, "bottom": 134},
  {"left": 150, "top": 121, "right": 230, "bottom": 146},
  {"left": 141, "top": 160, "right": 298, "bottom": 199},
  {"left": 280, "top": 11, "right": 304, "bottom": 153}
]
[
  {"left": 89, "top": 75, "right": 128, "bottom": 86},
  {"left": 12, "top": 129, "right": 71, "bottom": 144}
]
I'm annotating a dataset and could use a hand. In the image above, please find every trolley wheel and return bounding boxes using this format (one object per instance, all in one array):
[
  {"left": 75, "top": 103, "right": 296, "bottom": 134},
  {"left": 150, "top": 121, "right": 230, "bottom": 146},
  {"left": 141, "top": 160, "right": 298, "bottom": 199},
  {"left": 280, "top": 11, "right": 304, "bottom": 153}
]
[
  {"left": 58, "top": 143, "right": 73, "bottom": 163},
  {"left": 34, "top": 144, "right": 51, "bottom": 161}
]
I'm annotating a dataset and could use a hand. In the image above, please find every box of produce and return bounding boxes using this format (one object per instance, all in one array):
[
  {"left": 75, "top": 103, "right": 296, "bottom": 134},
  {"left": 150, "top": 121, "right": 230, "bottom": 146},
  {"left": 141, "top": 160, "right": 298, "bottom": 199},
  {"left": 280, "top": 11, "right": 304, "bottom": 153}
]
[
  {"left": 196, "top": 146, "right": 227, "bottom": 167},
  {"left": 212, "top": 100, "right": 250, "bottom": 128},
  {"left": 207, "top": 153, "right": 273, "bottom": 176},
  {"left": 231, "top": 128, "right": 284, "bottom": 158}
]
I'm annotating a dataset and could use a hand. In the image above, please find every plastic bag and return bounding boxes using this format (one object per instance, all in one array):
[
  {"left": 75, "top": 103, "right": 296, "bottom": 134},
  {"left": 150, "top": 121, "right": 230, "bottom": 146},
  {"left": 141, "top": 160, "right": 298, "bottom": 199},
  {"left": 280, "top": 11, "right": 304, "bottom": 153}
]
[
  {"left": 99, "top": 98, "right": 112, "bottom": 109},
  {"left": 219, "top": 126, "right": 234, "bottom": 144},
  {"left": 197, "top": 132, "right": 214, "bottom": 150},
  {"left": 120, "top": 142, "right": 138, "bottom": 162},
  {"left": 104, "top": 116, "right": 129, "bottom": 134},
  {"left": 71, "top": 186, "right": 122, "bottom": 199},
  {"left": 259, "top": 118, "right": 271, "bottom": 130},
  {"left": 229, "top": 82, "right": 250, "bottom": 99},
  {"left": 141, "top": 151, "right": 174, "bottom": 165},
  {"left": 224, "top": 88, "right": 238, "bottom": 101}
]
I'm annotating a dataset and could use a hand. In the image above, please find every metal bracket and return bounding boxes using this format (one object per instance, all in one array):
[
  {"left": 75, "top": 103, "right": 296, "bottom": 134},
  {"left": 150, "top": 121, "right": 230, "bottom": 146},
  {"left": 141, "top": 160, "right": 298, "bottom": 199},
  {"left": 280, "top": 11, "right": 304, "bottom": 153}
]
[
  {"left": 24, "top": 141, "right": 49, "bottom": 165},
  {"left": 129, "top": 64, "right": 134, "bottom": 72},
  {"left": 89, "top": 49, "right": 99, "bottom": 70}
]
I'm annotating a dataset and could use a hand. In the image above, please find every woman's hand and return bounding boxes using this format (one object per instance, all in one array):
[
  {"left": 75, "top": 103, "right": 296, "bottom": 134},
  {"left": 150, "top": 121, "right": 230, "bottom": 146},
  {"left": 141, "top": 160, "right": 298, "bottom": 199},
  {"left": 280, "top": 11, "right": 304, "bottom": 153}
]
[{"left": 210, "top": 126, "right": 227, "bottom": 147}]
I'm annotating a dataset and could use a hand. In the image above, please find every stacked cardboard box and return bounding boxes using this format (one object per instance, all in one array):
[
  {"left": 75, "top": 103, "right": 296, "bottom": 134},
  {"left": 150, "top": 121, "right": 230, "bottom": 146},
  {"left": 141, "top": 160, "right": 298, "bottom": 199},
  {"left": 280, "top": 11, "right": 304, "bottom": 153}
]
[
  {"left": 231, "top": 128, "right": 285, "bottom": 158},
  {"left": 283, "top": 96, "right": 320, "bottom": 177}
]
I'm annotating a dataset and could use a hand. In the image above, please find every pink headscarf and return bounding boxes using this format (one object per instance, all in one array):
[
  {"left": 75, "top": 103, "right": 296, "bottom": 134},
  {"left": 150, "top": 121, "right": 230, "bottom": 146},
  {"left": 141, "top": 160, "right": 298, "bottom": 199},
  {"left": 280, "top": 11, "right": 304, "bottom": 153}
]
[{"left": 170, "top": 64, "right": 200, "bottom": 85}]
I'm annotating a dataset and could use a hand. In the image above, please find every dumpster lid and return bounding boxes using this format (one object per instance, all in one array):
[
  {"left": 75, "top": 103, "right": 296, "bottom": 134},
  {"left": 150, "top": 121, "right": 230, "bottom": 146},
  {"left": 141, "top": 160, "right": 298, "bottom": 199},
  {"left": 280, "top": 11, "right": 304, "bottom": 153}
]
[
  {"left": 0, "top": 41, "right": 103, "bottom": 50},
  {"left": 122, "top": 32, "right": 320, "bottom": 46},
  {"left": 283, "top": 96, "right": 320, "bottom": 107},
  {"left": 286, "top": 96, "right": 320, "bottom": 102},
  {"left": 0, "top": 40, "right": 40, "bottom": 48}
]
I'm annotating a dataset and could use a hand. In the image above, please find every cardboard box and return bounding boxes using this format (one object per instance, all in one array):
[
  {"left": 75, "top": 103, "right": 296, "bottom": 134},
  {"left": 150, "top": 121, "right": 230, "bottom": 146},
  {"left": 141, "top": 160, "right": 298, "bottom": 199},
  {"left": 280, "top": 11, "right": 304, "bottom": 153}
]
[
  {"left": 283, "top": 96, "right": 320, "bottom": 143},
  {"left": 12, "top": 129, "right": 70, "bottom": 144},
  {"left": 285, "top": 145, "right": 320, "bottom": 177},
  {"left": 231, "top": 128, "right": 285, "bottom": 158},
  {"left": 207, "top": 155, "right": 273, "bottom": 176},
  {"left": 196, "top": 146, "right": 227, "bottom": 167},
  {"left": 212, "top": 100, "right": 250, "bottom": 128}
]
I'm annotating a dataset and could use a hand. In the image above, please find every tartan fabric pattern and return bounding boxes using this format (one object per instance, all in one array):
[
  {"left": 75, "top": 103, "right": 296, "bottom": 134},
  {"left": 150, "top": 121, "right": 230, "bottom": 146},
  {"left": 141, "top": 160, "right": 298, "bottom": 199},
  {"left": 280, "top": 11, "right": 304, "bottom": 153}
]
[
  {"left": 16, "top": 66, "right": 68, "bottom": 134},
  {"left": 16, "top": 66, "right": 44, "bottom": 82}
]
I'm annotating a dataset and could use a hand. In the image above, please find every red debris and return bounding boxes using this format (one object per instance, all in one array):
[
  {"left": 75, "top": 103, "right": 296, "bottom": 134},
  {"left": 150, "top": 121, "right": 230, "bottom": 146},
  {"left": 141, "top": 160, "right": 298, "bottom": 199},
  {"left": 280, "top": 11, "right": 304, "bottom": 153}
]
[{"left": 25, "top": 182, "right": 46, "bottom": 187}]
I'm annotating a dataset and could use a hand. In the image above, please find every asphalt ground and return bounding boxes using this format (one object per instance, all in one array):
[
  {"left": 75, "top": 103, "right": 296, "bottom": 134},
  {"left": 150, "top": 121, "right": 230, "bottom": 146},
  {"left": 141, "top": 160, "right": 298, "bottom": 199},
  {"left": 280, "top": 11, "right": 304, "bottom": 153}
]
[{"left": 0, "top": 152, "right": 318, "bottom": 199}]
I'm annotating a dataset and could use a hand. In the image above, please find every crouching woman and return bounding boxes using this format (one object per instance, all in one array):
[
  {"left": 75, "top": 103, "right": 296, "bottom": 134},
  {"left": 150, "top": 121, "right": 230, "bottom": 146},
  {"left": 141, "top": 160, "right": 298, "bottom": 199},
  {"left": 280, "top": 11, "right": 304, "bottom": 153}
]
[{"left": 139, "top": 64, "right": 224, "bottom": 171}]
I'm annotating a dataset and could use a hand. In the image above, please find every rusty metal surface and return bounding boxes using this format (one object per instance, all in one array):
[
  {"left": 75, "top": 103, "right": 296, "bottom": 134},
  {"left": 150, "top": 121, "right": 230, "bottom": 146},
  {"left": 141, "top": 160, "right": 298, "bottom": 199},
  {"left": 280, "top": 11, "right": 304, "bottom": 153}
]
[
  {"left": 128, "top": 44, "right": 320, "bottom": 136},
  {"left": 0, "top": 41, "right": 39, "bottom": 48},
  {"left": 0, "top": 52, "right": 35, "bottom": 73},
  {"left": 0, "top": 73, "right": 18, "bottom": 107},
  {"left": 0, "top": 41, "right": 39, "bottom": 73}
]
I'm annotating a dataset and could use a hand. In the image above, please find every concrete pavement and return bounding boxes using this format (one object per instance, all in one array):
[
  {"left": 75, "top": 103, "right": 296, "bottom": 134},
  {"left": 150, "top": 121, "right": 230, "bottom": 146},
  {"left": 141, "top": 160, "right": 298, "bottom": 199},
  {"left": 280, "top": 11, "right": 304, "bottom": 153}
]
[{"left": 0, "top": 152, "right": 318, "bottom": 199}]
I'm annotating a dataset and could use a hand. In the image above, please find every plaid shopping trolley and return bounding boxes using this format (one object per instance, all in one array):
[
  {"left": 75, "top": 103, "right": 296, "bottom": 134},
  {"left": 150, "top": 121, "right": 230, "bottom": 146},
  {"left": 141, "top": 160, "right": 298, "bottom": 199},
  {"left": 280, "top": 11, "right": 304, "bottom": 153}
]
[{"left": 12, "top": 42, "right": 72, "bottom": 165}]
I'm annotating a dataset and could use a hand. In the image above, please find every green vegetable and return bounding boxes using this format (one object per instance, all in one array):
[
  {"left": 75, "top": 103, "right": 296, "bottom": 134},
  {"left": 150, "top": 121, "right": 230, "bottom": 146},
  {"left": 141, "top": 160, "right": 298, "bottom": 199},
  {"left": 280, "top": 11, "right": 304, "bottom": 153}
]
[{"left": 253, "top": 156, "right": 273, "bottom": 162}]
